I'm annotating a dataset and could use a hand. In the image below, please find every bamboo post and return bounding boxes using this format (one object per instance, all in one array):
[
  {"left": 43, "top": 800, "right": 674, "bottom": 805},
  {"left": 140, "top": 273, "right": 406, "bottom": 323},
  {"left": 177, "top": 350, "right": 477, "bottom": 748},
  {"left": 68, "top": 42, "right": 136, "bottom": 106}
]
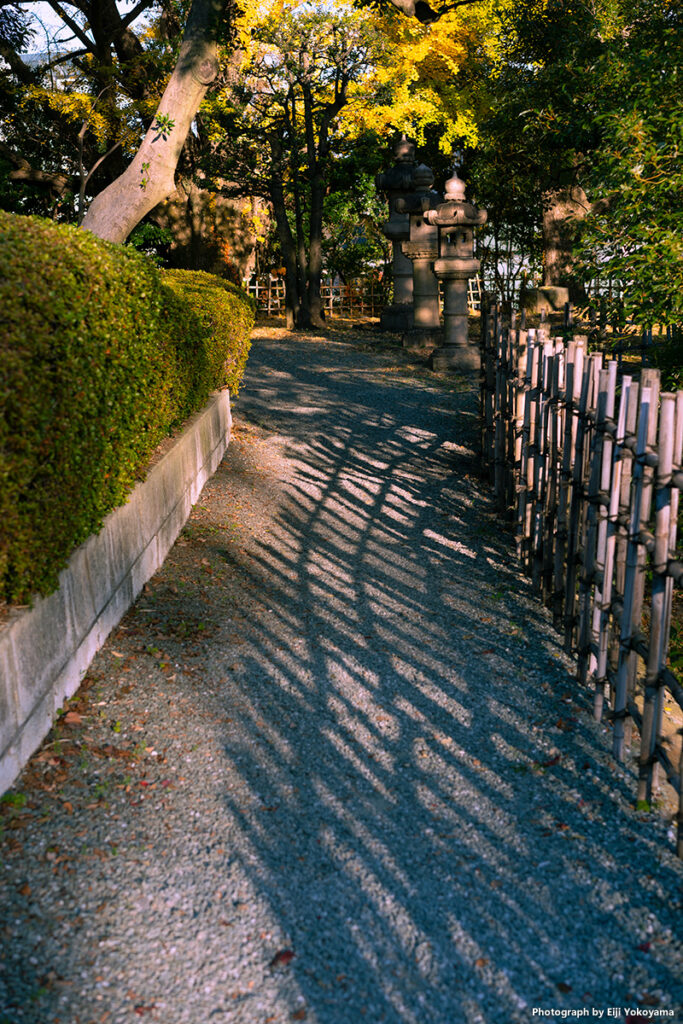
[
  {"left": 584, "top": 360, "right": 618, "bottom": 700},
  {"left": 543, "top": 341, "right": 564, "bottom": 604},
  {"left": 624, "top": 368, "right": 661, "bottom": 752},
  {"left": 578, "top": 365, "right": 612, "bottom": 685},
  {"left": 507, "top": 319, "right": 520, "bottom": 510},
  {"left": 494, "top": 326, "right": 508, "bottom": 504},
  {"left": 554, "top": 340, "right": 584, "bottom": 630},
  {"left": 541, "top": 336, "right": 557, "bottom": 586},
  {"left": 525, "top": 335, "right": 544, "bottom": 573},
  {"left": 594, "top": 375, "right": 633, "bottom": 720},
  {"left": 613, "top": 383, "right": 654, "bottom": 761},
  {"left": 530, "top": 334, "right": 552, "bottom": 588},
  {"left": 518, "top": 329, "right": 537, "bottom": 568},
  {"left": 638, "top": 392, "right": 678, "bottom": 803},
  {"left": 506, "top": 324, "right": 516, "bottom": 502},
  {"left": 611, "top": 381, "right": 641, "bottom": 706},
  {"left": 480, "top": 305, "right": 494, "bottom": 468},
  {"left": 514, "top": 328, "right": 529, "bottom": 559},
  {"left": 483, "top": 306, "right": 498, "bottom": 477},
  {"left": 564, "top": 349, "right": 601, "bottom": 652}
]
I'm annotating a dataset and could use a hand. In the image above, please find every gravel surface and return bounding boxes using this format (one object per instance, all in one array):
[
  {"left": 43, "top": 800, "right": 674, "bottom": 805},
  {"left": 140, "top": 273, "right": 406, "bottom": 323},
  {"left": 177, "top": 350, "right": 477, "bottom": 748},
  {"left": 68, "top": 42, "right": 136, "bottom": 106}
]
[{"left": 1, "top": 323, "right": 682, "bottom": 1024}]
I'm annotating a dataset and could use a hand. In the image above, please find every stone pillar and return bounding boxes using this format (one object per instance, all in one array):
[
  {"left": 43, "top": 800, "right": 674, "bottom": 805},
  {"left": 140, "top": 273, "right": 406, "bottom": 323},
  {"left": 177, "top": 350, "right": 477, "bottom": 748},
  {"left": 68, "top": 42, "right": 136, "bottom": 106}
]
[
  {"left": 424, "top": 167, "right": 487, "bottom": 371},
  {"left": 397, "top": 163, "right": 443, "bottom": 352},
  {"left": 375, "top": 135, "right": 416, "bottom": 332}
]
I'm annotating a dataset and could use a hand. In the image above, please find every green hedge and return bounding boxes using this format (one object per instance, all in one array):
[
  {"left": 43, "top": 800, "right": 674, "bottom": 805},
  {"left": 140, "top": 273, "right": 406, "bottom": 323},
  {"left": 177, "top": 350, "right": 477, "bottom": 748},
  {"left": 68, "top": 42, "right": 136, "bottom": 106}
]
[{"left": 0, "top": 212, "right": 254, "bottom": 604}]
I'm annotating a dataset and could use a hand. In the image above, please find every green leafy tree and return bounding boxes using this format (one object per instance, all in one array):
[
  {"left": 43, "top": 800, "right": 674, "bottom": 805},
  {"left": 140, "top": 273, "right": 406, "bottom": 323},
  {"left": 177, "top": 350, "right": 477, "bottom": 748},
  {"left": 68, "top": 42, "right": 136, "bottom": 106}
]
[
  {"left": 469, "top": 0, "right": 682, "bottom": 324},
  {"left": 204, "top": 2, "right": 386, "bottom": 327}
]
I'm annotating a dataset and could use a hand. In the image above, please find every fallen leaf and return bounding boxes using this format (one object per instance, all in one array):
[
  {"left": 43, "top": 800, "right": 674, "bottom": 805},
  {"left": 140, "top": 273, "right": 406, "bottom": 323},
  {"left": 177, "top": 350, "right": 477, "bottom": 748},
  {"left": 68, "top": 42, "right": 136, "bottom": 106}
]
[
  {"left": 133, "top": 1005, "right": 156, "bottom": 1016},
  {"left": 18, "top": 882, "right": 30, "bottom": 897},
  {"left": 291, "top": 1011, "right": 306, "bottom": 1021},
  {"left": 475, "top": 958, "right": 489, "bottom": 968},
  {"left": 62, "top": 801, "right": 74, "bottom": 814},
  {"left": 63, "top": 711, "right": 83, "bottom": 726},
  {"left": 270, "top": 949, "right": 296, "bottom": 969},
  {"left": 637, "top": 942, "right": 651, "bottom": 952},
  {"left": 111, "top": 652, "right": 126, "bottom": 658}
]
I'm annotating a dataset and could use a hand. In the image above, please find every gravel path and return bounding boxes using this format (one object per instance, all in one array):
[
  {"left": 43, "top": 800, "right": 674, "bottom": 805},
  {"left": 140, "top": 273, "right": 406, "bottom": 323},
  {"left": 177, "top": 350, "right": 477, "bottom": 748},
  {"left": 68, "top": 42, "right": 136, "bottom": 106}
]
[{"left": 1, "top": 324, "right": 682, "bottom": 1024}]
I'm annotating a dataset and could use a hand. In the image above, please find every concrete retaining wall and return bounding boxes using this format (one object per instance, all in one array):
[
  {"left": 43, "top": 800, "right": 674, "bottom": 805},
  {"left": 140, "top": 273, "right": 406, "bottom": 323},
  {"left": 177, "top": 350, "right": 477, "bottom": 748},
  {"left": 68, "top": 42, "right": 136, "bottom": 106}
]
[{"left": 0, "top": 391, "right": 231, "bottom": 795}]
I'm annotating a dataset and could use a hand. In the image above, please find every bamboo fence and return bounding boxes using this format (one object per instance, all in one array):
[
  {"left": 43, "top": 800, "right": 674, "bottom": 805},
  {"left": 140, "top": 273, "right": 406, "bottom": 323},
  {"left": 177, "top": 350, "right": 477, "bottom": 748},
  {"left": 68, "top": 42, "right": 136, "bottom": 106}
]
[
  {"left": 244, "top": 274, "right": 485, "bottom": 319},
  {"left": 480, "top": 305, "right": 683, "bottom": 856},
  {"left": 243, "top": 276, "right": 386, "bottom": 318}
]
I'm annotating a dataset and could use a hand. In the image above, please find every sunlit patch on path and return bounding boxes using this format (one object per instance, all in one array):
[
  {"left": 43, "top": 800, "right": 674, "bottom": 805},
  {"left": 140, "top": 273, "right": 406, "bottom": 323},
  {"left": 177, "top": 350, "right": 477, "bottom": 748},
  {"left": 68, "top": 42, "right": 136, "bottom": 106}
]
[{"left": 1, "top": 325, "right": 681, "bottom": 1024}]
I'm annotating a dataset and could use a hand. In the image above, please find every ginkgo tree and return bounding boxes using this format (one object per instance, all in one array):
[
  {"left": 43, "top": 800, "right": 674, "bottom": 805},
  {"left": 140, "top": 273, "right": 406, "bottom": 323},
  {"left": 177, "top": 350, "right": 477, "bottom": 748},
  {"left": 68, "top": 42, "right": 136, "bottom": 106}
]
[
  {"left": 203, "top": 1, "right": 389, "bottom": 327},
  {"left": 1, "top": 0, "right": 495, "bottom": 251},
  {"left": 346, "top": 0, "right": 501, "bottom": 154}
]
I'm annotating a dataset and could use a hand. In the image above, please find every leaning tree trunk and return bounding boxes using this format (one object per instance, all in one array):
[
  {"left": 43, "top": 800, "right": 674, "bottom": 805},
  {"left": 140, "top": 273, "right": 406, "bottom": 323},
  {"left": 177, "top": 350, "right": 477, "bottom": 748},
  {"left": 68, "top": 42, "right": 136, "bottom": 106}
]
[{"left": 81, "top": 0, "right": 229, "bottom": 243}]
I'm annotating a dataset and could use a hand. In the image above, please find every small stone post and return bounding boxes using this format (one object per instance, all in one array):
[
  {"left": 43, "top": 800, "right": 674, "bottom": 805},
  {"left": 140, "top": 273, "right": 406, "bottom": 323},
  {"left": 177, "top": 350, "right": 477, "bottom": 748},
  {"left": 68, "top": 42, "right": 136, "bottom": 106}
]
[
  {"left": 425, "top": 166, "right": 487, "bottom": 371},
  {"left": 397, "top": 163, "right": 442, "bottom": 352},
  {"left": 375, "top": 135, "right": 417, "bottom": 332}
]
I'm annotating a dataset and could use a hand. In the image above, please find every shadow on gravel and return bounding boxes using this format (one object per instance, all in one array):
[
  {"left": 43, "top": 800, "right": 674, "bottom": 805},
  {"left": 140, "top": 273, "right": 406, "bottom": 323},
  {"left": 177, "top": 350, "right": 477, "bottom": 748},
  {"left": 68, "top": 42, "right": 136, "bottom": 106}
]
[
  {"left": 208, "top": 333, "right": 683, "bottom": 1022},
  {"left": 2, "top": 330, "right": 681, "bottom": 1024}
]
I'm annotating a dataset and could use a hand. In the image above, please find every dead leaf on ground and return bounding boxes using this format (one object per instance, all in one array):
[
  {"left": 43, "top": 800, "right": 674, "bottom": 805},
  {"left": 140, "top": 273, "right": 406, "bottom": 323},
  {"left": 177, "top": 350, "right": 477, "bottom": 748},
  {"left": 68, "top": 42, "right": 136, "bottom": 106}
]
[{"left": 269, "top": 949, "right": 296, "bottom": 969}]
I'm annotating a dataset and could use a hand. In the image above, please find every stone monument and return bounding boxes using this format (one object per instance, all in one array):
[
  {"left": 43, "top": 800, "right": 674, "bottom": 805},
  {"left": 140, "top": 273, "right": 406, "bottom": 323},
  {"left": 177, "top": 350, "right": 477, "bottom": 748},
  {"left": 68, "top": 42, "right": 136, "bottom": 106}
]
[
  {"left": 424, "top": 165, "right": 487, "bottom": 371},
  {"left": 397, "top": 162, "right": 442, "bottom": 352},
  {"left": 375, "top": 135, "right": 417, "bottom": 332}
]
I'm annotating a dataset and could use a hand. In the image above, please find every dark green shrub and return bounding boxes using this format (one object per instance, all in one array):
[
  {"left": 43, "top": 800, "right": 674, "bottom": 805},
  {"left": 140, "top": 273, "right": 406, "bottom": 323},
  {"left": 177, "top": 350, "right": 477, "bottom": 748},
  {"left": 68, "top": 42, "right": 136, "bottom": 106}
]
[
  {"left": 162, "top": 269, "right": 254, "bottom": 411},
  {"left": 0, "top": 212, "right": 254, "bottom": 603}
]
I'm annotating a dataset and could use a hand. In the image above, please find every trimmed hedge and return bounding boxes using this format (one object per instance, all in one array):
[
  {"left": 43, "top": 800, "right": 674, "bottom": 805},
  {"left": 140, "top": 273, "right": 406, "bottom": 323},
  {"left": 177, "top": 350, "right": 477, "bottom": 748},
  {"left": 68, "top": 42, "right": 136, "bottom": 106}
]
[{"left": 0, "top": 212, "right": 254, "bottom": 604}]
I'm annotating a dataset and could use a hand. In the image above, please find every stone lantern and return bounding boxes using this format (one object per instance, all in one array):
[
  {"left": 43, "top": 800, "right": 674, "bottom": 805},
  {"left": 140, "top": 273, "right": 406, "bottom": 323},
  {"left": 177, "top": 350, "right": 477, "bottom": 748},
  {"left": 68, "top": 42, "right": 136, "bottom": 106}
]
[
  {"left": 424, "top": 166, "right": 487, "bottom": 371},
  {"left": 375, "top": 135, "right": 417, "bottom": 332},
  {"left": 396, "top": 162, "right": 442, "bottom": 352}
]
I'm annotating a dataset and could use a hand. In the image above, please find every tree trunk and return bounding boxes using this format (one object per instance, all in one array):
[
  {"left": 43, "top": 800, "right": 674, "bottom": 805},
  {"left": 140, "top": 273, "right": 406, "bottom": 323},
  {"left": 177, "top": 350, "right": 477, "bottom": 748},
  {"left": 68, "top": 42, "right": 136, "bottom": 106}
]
[
  {"left": 308, "top": 174, "right": 325, "bottom": 328},
  {"left": 301, "top": 78, "right": 346, "bottom": 329},
  {"left": 81, "top": 0, "right": 229, "bottom": 243},
  {"left": 293, "top": 179, "right": 311, "bottom": 329},
  {"left": 542, "top": 185, "right": 589, "bottom": 299},
  {"left": 268, "top": 135, "right": 300, "bottom": 330}
]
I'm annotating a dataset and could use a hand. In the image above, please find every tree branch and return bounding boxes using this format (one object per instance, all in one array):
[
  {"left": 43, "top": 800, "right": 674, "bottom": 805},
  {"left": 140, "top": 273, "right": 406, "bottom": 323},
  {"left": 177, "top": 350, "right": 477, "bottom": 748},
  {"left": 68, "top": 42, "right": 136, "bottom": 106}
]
[
  {"left": 0, "top": 39, "right": 36, "bottom": 83},
  {"left": 120, "top": 0, "right": 154, "bottom": 29},
  {"left": 385, "top": 0, "right": 484, "bottom": 23},
  {"left": 45, "top": 0, "right": 93, "bottom": 51},
  {"left": 0, "top": 142, "right": 71, "bottom": 195}
]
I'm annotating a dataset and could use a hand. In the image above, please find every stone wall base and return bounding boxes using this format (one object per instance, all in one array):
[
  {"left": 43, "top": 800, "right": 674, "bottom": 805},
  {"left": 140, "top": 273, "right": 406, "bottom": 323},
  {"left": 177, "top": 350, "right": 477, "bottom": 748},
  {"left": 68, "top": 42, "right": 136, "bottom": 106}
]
[{"left": 0, "top": 392, "right": 232, "bottom": 795}]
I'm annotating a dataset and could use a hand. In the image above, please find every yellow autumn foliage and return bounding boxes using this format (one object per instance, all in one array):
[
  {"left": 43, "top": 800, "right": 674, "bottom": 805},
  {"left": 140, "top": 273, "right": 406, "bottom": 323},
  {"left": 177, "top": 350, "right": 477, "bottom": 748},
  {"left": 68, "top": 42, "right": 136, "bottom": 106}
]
[
  {"left": 341, "top": 2, "right": 505, "bottom": 152},
  {"left": 230, "top": 0, "right": 508, "bottom": 154}
]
